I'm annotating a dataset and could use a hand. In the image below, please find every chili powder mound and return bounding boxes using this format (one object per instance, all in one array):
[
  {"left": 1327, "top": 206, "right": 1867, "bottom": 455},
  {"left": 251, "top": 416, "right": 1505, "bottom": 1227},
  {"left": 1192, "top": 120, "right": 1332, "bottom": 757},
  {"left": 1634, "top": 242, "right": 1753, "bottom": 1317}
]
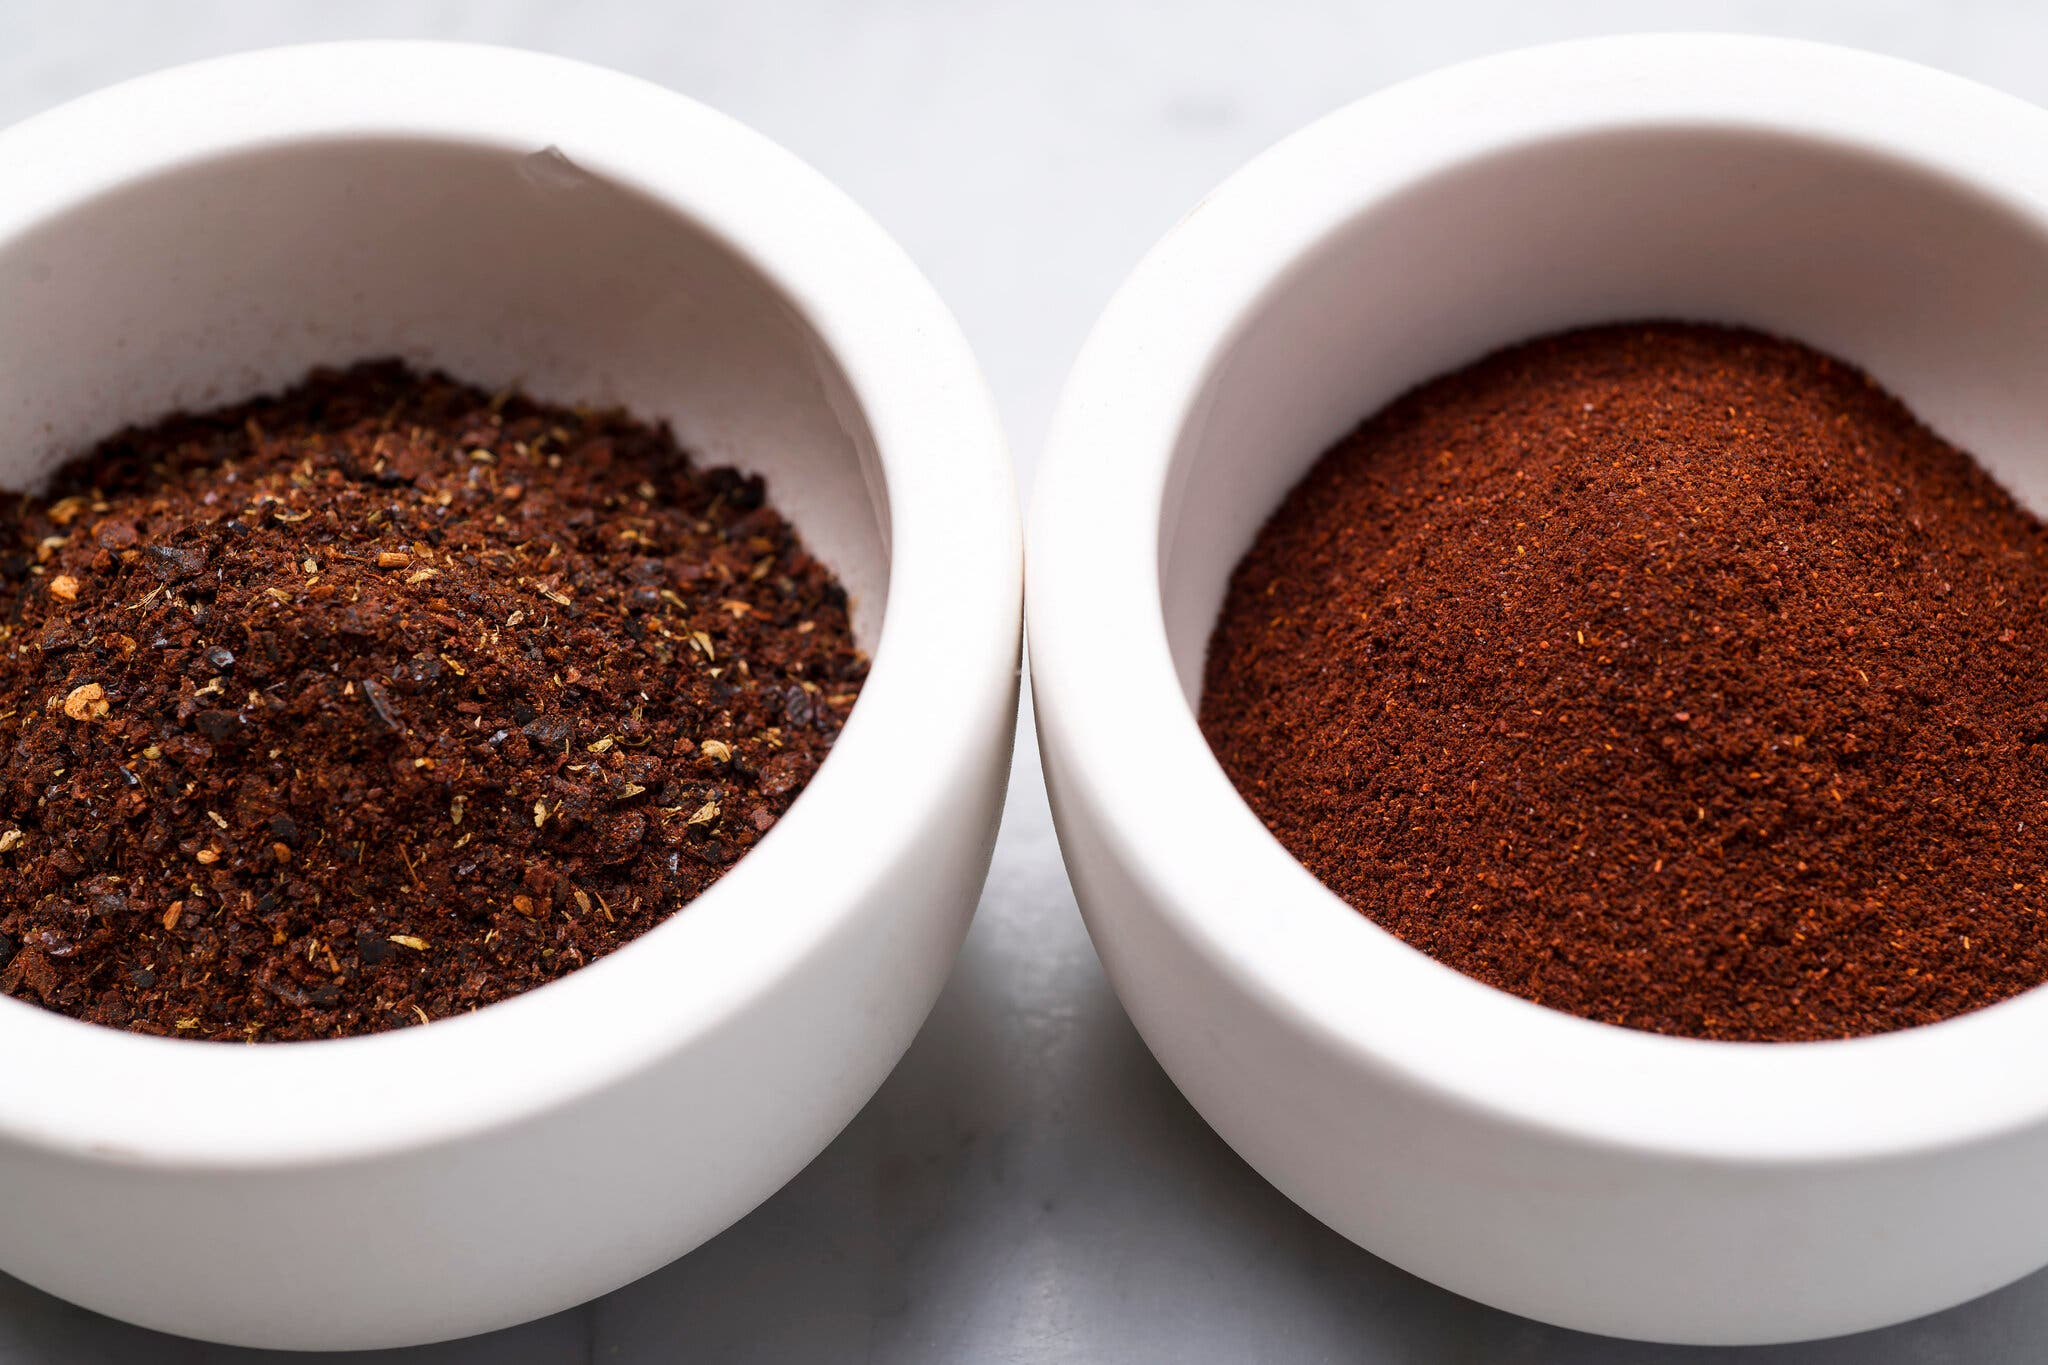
[
  {"left": 0, "top": 362, "right": 866, "bottom": 1042},
  {"left": 1200, "top": 323, "right": 2048, "bottom": 1043}
]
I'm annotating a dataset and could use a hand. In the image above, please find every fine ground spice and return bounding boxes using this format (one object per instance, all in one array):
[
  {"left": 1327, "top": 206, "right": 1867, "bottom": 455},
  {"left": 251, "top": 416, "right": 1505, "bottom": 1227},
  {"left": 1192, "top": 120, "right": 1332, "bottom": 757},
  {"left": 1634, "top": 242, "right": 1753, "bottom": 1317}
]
[
  {"left": 0, "top": 362, "right": 865, "bottom": 1041},
  {"left": 1201, "top": 322, "right": 2048, "bottom": 1043}
]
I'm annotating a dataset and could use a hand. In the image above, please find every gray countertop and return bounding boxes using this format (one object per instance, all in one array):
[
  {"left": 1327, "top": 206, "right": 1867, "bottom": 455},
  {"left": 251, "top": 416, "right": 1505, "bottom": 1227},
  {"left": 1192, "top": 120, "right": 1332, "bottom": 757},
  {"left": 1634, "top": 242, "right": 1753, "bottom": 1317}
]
[{"left": 4, "top": 2, "right": 2047, "bottom": 1361}]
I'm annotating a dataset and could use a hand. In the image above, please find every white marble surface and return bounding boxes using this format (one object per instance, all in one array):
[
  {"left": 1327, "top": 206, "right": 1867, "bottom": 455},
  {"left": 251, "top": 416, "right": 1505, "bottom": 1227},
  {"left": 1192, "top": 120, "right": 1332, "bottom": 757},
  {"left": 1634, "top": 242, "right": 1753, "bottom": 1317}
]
[{"left": 4, "top": 3, "right": 2048, "bottom": 1361}]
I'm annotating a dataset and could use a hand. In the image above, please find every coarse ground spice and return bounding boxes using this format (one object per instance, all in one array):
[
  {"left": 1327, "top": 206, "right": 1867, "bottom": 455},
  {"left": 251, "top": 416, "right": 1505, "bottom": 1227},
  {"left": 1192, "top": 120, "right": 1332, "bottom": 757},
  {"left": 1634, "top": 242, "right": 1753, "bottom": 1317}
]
[
  {"left": 0, "top": 361, "right": 865, "bottom": 1041},
  {"left": 1200, "top": 322, "right": 2048, "bottom": 1043}
]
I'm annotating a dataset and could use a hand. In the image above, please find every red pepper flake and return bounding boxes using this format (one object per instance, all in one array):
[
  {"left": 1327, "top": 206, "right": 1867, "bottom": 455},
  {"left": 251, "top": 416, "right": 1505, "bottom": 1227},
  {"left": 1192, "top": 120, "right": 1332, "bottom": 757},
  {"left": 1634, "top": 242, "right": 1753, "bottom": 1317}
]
[{"left": 0, "top": 362, "right": 866, "bottom": 1042}]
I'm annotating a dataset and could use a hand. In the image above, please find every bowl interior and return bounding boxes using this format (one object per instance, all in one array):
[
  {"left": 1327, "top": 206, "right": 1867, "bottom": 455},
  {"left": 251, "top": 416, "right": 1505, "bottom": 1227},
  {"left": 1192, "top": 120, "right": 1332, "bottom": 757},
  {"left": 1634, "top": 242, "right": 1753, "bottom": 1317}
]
[
  {"left": 0, "top": 136, "right": 889, "bottom": 648},
  {"left": 1159, "top": 125, "right": 2048, "bottom": 700}
]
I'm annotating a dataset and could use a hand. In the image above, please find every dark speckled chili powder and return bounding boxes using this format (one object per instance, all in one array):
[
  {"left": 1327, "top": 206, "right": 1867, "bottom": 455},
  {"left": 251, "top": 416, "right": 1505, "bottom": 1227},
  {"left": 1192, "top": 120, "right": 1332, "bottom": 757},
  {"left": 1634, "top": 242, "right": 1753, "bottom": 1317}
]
[
  {"left": 0, "top": 362, "right": 865, "bottom": 1041},
  {"left": 1200, "top": 322, "right": 2048, "bottom": 1043}
]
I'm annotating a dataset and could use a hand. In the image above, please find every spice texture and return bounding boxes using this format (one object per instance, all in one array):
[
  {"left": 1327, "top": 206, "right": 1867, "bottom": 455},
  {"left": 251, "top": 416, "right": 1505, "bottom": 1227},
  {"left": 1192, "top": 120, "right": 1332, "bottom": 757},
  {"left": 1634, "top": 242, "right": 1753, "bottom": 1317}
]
[
  {"left": 1200, "top": 323, "right": 2048, "bottom": 1042},
  {"left": 0, "top": 362, "right": 865, "bottom": 1041}
]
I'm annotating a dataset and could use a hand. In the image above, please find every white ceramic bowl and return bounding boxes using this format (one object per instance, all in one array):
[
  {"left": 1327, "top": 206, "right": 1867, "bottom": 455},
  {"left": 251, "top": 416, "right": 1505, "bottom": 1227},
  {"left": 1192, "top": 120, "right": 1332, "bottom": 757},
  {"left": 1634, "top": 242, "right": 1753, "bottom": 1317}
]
[
  {"left": 0, "top": 43, "right": 1018, "bottom": 1350},
  {"left": 1031, "top": 35, "right": 2048, "bottom": 1347}
]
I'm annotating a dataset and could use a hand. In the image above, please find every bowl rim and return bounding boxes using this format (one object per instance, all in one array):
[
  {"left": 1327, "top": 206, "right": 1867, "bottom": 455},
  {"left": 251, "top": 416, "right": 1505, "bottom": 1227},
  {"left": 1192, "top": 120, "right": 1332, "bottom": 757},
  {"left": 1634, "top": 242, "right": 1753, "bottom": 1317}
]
[
  {"left": 1029, "top": 33, "right": 2048, "bottom": 1163},
  {"left": 0, "top": 40, "right": 1019, "bottom": 1165}
]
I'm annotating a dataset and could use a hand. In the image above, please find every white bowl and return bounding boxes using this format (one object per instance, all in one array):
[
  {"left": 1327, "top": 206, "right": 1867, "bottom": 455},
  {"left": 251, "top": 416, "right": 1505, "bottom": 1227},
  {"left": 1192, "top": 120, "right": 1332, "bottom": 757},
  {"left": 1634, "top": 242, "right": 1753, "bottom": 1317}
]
[
  {"left": 0, "top": 42, "right": 1019, "bottom": 1350},
  {"left": 1030, "top": 35, "right": 2048, "bottom": 1347}
]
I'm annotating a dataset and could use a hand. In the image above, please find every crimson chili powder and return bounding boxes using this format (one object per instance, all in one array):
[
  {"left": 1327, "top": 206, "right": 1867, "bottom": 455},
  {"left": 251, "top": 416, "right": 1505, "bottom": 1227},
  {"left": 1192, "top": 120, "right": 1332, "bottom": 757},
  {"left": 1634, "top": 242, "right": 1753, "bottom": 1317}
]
[
  {"left": 0, "top": 362, "right": 865, "bottom": 1041},
  {"left": 1200, "top": 322, "right": 2048, "bottom": 1042}
]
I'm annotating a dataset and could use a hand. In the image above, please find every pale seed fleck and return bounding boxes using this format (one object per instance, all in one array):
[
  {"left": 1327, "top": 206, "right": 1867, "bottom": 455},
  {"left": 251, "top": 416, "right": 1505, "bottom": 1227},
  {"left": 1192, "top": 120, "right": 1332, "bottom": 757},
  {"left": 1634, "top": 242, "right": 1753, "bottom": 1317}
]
[{"left": 62, "top": 682, "right": 110, "bottom": 721}]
